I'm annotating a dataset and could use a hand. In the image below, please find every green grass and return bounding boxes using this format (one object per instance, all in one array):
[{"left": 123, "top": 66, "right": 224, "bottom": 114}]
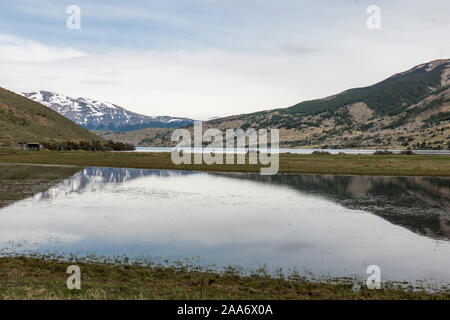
[
  {"left": 0, "top": 148, "right": 449, "bottom": 176},
  {"left": 1, "top": 256, "right": 448, "bottom": 300},
  {"left": 0, "top": 163, "right": 81, "bottom": 208}
]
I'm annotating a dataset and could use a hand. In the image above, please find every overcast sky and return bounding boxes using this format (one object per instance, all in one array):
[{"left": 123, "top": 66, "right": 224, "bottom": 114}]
[{"left": 0, "top": 0, "right": 449, "bottom": 119}]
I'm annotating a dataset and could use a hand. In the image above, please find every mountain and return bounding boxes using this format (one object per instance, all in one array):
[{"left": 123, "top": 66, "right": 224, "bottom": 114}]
[
  {"left": 22, "top": 91, "right": 194, "bottom": 132},
  {"left": 112, "top": 59, "right": 449, "bottom": 149},
  {"left": 0, "top": 87, "right": 101, "bottom": 147}
]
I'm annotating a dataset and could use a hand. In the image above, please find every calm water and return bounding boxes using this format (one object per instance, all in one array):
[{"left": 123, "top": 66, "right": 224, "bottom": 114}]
[
  {"left": 134, "top": 146, "right": 450, "bottom": 155},
  {"left": 1, "top": 166, "right": 449, "bottom": 285}
]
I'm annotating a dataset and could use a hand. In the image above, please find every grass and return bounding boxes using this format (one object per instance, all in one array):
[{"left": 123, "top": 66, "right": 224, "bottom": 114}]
[
  {"left": 0, "top": 87, "right": 100, "bottom": 147},
  {"left": 0, "top": 148, "right": 449, "bottom": 176},
  {"left": 1, "top": 256, "right": 449, "bottom": 300},
  {"left": 0, "top": 163, "right": 81, "bottom": 208}
]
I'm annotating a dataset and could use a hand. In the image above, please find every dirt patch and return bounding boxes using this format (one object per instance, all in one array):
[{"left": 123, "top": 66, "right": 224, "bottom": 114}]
[{"left": 346, "top": 102, "right": 374, "bottom": 123}]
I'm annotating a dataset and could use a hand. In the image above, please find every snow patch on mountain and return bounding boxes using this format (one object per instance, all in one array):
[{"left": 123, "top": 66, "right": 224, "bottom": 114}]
[{"left": 21, "top": 91, "right": 194, "bottom": 131}]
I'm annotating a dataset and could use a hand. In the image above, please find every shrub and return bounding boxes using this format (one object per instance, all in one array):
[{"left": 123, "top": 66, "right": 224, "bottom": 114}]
[
  {"left": 374, "top": 150, "right": 393, "bottom": 155},
  {"left": 64, "top": 141, "right": 80, "bottom": 151},
  {"left": 104, "top": 140, "right": 135, "bottom": 151},
  {"left": 400, "top": 148, "right": 415, "bottom": 155},
  {"left": 42, "top": 140, "right": 135, "bottom": 152}
]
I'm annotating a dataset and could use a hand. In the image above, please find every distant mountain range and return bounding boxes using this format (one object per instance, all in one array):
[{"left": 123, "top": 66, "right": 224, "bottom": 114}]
[
  {"left": 21, "top": 91, "right": 194, "bottom": 132},
  {"left": 103, "top": 59, "right": 449, "bottom": 149},
  {"left": 4, "top": 59, "right": 450, "bottom": 150},
  {"left": 0, "top": 87, "right": 99, "bottom": 147}
]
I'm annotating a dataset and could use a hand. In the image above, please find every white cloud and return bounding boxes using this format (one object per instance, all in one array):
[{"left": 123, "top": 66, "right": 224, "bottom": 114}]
[
  {"left": 1, "top": 43, "right": 446, "bottom": 120},
  {"left": 0, "top": 34, "right": 87, "bottom": 62},
  {"left": 0, "top": 12, "right": 448, "bottom": 120}
]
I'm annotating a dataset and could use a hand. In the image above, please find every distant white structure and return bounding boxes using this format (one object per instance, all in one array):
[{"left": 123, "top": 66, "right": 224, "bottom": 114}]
[{"left": 18, "top": 142, "right": 43, "bottom": 151}]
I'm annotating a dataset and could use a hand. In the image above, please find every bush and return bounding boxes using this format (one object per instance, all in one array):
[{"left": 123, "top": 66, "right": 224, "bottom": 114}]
[
  {"left": 64, "top": 141, "right": 80, "bottom": 151},
  {"left": 41, "top": 142, "right": 60, "bottom": 150},
  {"left": 42, "top": 140, "right": 135, "bottom": 152},
  {"left": 400, "top": 148, "right": 415, "bottom": 155},
  {"left": 374, "top": 150, "right": 393, "bottom": 155},
  {"left": 79, "top": 141, "right": 93, "bottom": 151},
  {"left": 104, "top": 140, "right": 135, "bottom": 151}
]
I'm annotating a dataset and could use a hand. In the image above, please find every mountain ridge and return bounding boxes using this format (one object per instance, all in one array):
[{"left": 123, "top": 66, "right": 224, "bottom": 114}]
[
  {"left": 0, "top": 87, "right": 101, "bottom": 147},
  {"left": 22, "top": 91, "right": 194, "bottom": 132},
  {"left": 99, "top": 59, "right": 450, "bottom": 150}
]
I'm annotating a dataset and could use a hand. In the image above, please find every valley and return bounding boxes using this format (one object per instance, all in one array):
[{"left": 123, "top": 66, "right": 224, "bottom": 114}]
[{"left": 96, "top": 59, "right": 450, "bottom": 150}]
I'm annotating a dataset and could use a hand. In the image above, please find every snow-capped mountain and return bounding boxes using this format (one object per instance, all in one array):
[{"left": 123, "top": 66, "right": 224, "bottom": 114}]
[{"left": 21, "top": 91, "right": 194, "bottom": 131}]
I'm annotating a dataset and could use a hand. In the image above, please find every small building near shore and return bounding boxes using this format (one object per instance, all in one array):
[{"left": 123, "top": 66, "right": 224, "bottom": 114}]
[{"left": 18, "top": 142, "right": 43, "bottom": 151}]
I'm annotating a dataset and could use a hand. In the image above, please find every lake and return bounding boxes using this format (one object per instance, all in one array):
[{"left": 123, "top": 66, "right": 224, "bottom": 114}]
[
  {"left": 133, "top": 146, "right": 450, "bottom": 155},
  {"left": 1, "top": 166, "right": 449, "bottom": 287}
]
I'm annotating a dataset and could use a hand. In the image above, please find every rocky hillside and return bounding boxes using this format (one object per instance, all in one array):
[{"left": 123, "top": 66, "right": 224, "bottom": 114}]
[
  {"left": 115, "top": 59, "right": 450, "bottom": 150},
  {"left": 22, "top": 91, "right": 194, "bottom": 132},
  {"left": 0, "top": 87, "right": 101, "bottom": 147}
]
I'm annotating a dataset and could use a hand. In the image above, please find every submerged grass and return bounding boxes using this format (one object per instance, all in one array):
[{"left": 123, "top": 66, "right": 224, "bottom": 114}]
[
  {"left": 0, "top": 148, "right": 449, "bottom": 176},
  {"left": 1, "top": 256, "right": 449, "bottom": 300},
  {"left": 0, "top": 163, "right": 81, "bottom": 208}
]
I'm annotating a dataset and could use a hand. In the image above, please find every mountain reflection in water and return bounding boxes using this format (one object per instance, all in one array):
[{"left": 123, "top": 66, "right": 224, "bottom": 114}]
[
  {"left": 215, "top": 173, "right": 450, "bottom": 240},
  {"left": 2, "top": 166, "right": 450, "bottom": 284},
  {"left": 35, "top": 167, "right": 450, "bottom": 240}
]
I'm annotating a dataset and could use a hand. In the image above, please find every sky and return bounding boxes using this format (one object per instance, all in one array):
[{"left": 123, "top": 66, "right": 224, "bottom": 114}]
[{"left": 0, "top": 0, "right": 449, "bottom": 119}]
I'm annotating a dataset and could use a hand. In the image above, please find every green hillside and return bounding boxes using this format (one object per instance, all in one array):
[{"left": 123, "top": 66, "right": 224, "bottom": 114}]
[
  {"left": 281, "top": 61, "right": 448, "bottom": 117},
  {"left": 0, "top": 87, "right": 101, "bottom": 147},
  {"left": 106, "top": 59, "right": 450, "bottom": 150}
]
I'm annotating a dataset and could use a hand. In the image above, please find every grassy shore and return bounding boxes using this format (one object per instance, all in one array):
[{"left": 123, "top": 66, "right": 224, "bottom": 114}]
[
  {"left": 0, "top": 163, "right": 80, "bottom": 208},
  {"left": 1, "top": 256, "right": 449, "bottom": 300},
  {"left": 0, "top": 148, "right": 449, "bottom": 176}
]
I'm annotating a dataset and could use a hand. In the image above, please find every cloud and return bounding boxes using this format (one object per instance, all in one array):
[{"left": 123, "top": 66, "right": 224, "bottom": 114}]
[
  {"left": 0, "top": 1, "right": 449, "bottom": 119},
  {"left": 80, "top": 79, "right": 123, "bottom": 86},
  {"left": 279, "top": 43, "right": 317, "bottom": 55},
  {"left": 0, "top": 34, "right": 87, "bottom": 62},
  {"left": 2, "top": 43, "right": 445, "bottom": 120}
]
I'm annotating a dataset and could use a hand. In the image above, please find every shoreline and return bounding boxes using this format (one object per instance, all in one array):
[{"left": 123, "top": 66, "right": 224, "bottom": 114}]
[
  {"left": 1, "top": 161, "right": 449, "bottom": 179},
  {"left": 1, "top": 256, "right": 449, "bottom": 300},
  {"left": 132, "top": 146, "right": 450, "bottom": 155},
  {"left": 1, "top": 148, "right": 450, "bottom": 177}
]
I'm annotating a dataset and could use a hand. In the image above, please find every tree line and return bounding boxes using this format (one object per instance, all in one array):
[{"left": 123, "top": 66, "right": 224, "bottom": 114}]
[{"left": 42, "top": 140, "right": 135, "bottom": 151}]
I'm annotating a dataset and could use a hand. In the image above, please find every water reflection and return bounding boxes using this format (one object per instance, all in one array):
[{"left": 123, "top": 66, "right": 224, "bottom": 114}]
[
  {"left": 36, "top": 167, "right": 193, "bottom": 200},
  {"left": 1, "top": 166, "right": 450, "bottom": 285},
  {"left": 214, "top": 173, "right": 450, "bottom": 240},
  {"left": 36, "top": 168, "right": 450, "bottom": 240}
]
